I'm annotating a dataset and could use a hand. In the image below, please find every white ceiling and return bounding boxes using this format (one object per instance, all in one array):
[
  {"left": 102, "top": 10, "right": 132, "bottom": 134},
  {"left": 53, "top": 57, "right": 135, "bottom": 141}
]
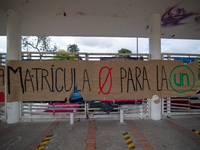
[{"left": 0, "top": 0, "right": 200, "bottom": 39}]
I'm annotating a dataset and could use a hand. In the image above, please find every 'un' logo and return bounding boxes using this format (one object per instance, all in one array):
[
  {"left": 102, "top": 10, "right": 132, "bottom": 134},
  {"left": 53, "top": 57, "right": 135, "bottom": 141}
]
[{"left": 169, "top": 65, "right": 195, "bottom": 93}]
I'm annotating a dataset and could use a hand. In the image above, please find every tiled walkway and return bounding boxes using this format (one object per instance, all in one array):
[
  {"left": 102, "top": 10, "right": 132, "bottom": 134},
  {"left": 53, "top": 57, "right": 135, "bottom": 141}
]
[
  {"left": 0, "top": 115, "right": 200, "bottom": 150},
  {"left": 126, "top": 118, "right": 154, "bottom": 150},
  {"left": 85, "top": 120, "right": 96, "bottom": 150}
]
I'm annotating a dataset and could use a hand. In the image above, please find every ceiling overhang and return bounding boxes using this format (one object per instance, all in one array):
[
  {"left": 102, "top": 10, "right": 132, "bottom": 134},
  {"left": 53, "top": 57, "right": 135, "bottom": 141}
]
[{"left": 0, "top": 0, "right": 200, "bottom": 39}]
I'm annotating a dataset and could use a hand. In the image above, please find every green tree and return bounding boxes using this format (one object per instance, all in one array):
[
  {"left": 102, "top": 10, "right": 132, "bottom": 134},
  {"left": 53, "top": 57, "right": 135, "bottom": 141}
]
[
  {"left": 67, "top": 44, "right": 80, "bottom": 53},
  {"left": 67, "top": 44, "right": 82, "bottom": 60},
  {"left": 22, "top": 36, "right": 57, "bottom": 52},
  {"left": 54, "top": 49, "right": 77, "bottom": 60},
  {"left": 118, "top": 48, "right": 132, "bottom": 57}
]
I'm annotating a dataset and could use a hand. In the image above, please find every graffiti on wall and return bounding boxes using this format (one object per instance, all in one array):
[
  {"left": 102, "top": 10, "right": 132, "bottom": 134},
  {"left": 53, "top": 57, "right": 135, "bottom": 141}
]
[
  {"left": 146, "top": 4, "right": 199, "bottom": 29},
  {"left": 161, "top": 4, "right": 198, "bottom": 27}
]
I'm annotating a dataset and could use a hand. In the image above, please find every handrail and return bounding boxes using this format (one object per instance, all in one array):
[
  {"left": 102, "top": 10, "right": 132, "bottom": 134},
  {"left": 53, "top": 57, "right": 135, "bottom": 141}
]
[{"left": 0, "top": 53, "right": 6, "bottom": 66}]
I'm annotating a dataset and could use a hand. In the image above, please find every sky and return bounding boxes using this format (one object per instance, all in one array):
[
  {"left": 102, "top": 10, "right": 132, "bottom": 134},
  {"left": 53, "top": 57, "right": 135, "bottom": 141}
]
[{"left": 0, "top": 36, "right": 200, "bottom": 55}]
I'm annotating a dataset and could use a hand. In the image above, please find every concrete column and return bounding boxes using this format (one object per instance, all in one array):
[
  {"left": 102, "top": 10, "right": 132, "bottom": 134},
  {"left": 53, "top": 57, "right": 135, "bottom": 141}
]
[
  {"left": 6, "top": 9, "right": 22, "bottom": 124},
  {"left": 149, "top": 14, "right": 162, "bottom": 120},
  {"left": 150, "top": 95, "right": 161, "bottom": 120},
  {"left": 149, "top": 14, "right": 161, "bottom": 60}
]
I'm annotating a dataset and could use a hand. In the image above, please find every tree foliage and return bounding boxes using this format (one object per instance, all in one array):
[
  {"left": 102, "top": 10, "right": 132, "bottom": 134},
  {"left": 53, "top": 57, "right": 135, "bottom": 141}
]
[
  {"left": 22, "top": 36, "right": 57, "bottom": 52},
  {"left": 67, "top": 44, "right": 80, "bottom": 53},
  {"left": 67, "top": 44, "right": 82, "bottom": 60},
  {"left": 118, "top": 48, "right": 132, "bottom": 57},
  {"left": 54, "top": 49, "right": 77, "bottom": 60}
]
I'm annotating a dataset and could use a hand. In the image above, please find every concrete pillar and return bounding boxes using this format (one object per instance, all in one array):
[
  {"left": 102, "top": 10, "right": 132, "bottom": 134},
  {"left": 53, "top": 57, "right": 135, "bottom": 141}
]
[
  {"left": 149, "top": 14, "right": 161, "bottom": 60},
  {"left": 150, "top": 95, "right": 161, "bottom": 120},
  {"left": 149, "top": 14, "right": 162, "bottom": 120},
  {"left": 6, "top": 9, "right": 22, "bottom": 124}
]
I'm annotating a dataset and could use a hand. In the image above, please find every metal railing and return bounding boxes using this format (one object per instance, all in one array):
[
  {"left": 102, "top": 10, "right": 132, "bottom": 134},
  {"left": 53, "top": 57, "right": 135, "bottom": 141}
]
[
  {"left": 87, "top": 103, "right": 120, "bottom": 119},
  {"left": 20, "top": 52, "right": 150, "bottom": 61},
  {"left": 0, "top": 105, "right": 5, "bottom": 121},
  {"left": 0, "top": 53, "right": 6, "bottom": 66},
  {"left": 21, "top": 99, "right": 149, "bottom": 121},
  {"left": 21, "top": 103, "right": 87, "bottom": 121},
  {"left": 162, "top": 97, "right": 200, "bottom": 116},
  {"left": 162, "top": 53, "right": 200, "bottom": 60},
  {"left": 0, "top": 52, "right": 198, "bottom": 64},
  {"left": 161, "top": 54, "right": 200, "bottom": 116},
  {"left": 119, "top": 104, "right": 147, "bottom": 119}
]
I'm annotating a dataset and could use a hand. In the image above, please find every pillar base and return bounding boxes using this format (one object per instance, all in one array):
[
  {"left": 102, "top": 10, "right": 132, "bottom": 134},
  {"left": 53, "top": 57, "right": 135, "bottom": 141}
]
[
  {"left": 7, "top": 102, "right": 20, "bottom": 124},
  {"left": 150, "top": 95, "right": 161, "bottom": 120}
]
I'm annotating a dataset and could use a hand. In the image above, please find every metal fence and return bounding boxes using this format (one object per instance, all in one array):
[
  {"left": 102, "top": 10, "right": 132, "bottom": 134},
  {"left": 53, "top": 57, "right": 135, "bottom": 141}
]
[
  {"left": 0, "top": 105, "right": 5, "bottom": 121},
  {"left": 161, "top": 53, "right": 200, "bottom": 116},
  {"left": 162, "top": 53, "right": 200, "bottom": 60},
  {"left": 21, "top": 99, "right": 148, "bottom": 121},
  {"left": 162, "top": 97, "right": 200, "bottom": 116},
  {"left": 21, "top": 103, "right": 87, "bottom": 121},
  {"left": 20, "top": 51, "right": 150, "bottom": 61},
  {"left": 0, "top": 53, "right": 6, "bottom": 66}
]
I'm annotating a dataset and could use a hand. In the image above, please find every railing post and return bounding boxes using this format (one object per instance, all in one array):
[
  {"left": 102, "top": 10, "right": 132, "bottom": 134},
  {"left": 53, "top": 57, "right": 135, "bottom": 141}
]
[
  {"left": 84, "top": 103, "right": 87, "bottom": 118},
  {"left": 147, "top": 98, "right": 151, "bottom": 117},
  {"left": 70, "top": 112, "right": 74, "bottom": 124},
  {"left": 167, "top": 98, "right": 171, "bottom": 117},
  {"left": 188, "top": 99, "right": 190, "bottom": 113},
  {"left": 0, "top": 105, "right": 6, "bottom": 120},
  {"left": 86, "top": 103, "right": 89, "bottom": 118},
  {"left": 28, "top": 103, "right": 32, "bottom": 122},
  {"left": 161, "top": 98, "right": 164, "bottom": 115},
  {"left": 27, "top": 52, "right": 31, "bottom": 60},
  {"left": 19, "top": 102, "right": 22, "bottom": 118},
  {"left": 120, "top": 108, "right": 124, "bottom": 123},
  {"left": 53, "top": 103, "right": 55, "bottom": 116},
  {"left": 0, "top": 54, "right": 2, "bottom": 66},
  {"left": 73, "top": 105, "right": 77, "bottom": 113},
  {"left": 139, "top": 105, "right": 143, "bottom": 119},
  {"left": 167, "top": 54, "right": 171, "bottom": 60},
  {"left": 85, "top": 53, "right": 89, "bottom": 60}
]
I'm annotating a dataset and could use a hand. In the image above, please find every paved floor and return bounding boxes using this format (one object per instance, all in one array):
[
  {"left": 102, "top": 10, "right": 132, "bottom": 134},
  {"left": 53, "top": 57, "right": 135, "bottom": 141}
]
[{"left": 0, "top": 115, "right": 200, "bottom": 150}]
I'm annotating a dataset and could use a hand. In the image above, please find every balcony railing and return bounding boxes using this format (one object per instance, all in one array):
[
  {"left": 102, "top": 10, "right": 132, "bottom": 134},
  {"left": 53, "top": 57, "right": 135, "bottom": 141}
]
[{"left": 20, "top": 52, "right": 150, "bottom": 61}]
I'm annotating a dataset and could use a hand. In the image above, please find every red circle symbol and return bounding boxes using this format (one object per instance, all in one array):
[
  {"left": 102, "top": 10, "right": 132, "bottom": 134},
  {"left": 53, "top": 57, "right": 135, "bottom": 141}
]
[{"left": 98, "top": 67, "right": 113, "bottom": 95}]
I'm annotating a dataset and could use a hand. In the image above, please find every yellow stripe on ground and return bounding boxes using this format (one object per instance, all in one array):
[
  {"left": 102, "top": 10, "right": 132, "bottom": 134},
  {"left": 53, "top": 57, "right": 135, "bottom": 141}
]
[
  {"left": 35, "top": 145, "right": 45, "bottom": 150},
  {"left": 39, "top": 141, "right": 49, "bottom": 145},
  {"left": 123, "top": 134, "right": 129, "bottom": 138},
  {"left": 128, "top": 142, "right": 134, "bottom": 148},
  {"left": 126, "top": 138, "right": 132, "bottom": 143},
  {"left": 44, "top": 136, "right": 52, "bottom": 140},
  {"left": 194, "top": 130, "right": 200, "bottom": 134}
]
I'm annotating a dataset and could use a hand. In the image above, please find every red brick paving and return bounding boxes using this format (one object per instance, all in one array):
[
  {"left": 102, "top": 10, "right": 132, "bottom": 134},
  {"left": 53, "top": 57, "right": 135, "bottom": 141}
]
[
  {"left": 126, "top": 118, "right": 154, "bottom": 150},
  {"left": 85, "top": 120, "right": 96, "bottom": 150},
  {"left": 27, "top": 118, "right": 62, "bottom": 150},
  {"left": 0, "top": 123, "right": 20, "bottom": 138},
  {"left": 163, "top": 118, "right": 200, "bottom": 143}
]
